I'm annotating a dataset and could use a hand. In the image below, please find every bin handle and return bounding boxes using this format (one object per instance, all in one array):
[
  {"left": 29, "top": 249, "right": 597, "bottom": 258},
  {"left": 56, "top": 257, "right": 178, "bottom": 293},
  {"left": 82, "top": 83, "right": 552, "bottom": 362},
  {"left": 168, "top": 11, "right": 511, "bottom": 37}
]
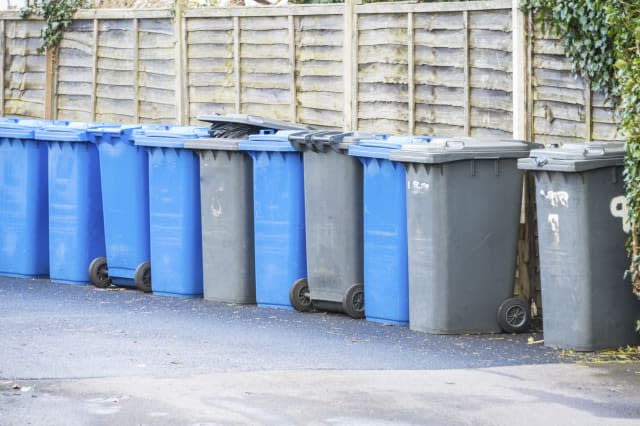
[
  {"left": 583, "top": 145, "right": 606, "bottom": 157},
  {"left": 444, "top": 139, "right": 465, "bottom": 150},
  {"left": 372, "top": 134, "right": 388, "bottom": 140},
  {"left": 412, "top": 136, "right": 432, "bottom": 143},
  {"left": 259, "top": 129, "right": 275, "bottom": 135},
  {"left": 534, "top": 157, "right": 548, "bottom": 167}
]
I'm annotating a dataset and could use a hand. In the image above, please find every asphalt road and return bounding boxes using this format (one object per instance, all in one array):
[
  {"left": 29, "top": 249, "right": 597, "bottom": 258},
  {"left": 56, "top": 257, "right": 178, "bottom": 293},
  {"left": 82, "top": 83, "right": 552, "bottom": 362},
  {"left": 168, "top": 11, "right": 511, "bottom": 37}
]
[{"left": 1, "top": 276, "right": 639, "bottom": 425}]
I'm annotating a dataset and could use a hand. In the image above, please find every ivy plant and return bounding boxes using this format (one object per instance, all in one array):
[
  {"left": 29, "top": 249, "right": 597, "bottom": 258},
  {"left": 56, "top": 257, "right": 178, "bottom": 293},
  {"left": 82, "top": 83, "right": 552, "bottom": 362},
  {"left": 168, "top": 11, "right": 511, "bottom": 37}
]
[
  {"left": 19, "top": 0, "right": 87, "bottom": 54},
  {"left": 521, "top": 0, "right": 640, "bottom": 330}
]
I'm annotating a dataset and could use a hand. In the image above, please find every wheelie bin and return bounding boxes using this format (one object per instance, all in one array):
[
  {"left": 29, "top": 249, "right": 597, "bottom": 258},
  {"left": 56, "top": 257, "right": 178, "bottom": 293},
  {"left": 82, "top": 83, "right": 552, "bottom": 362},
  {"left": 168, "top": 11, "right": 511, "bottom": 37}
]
[
  {"left": 288, "top": 131, "right": 369, "bottom": 318},
  {"left": 184, "top": 137, "right": 256, "bottom": 304},
  {"left": 87, "top": 124, "right": 162, "bottom": 291},
  {"left": 134, "top": 126, "right": 209, "bottom": 297},
  {"left": 237, "top": 130, "right": 306, "bottom": 309},
  {"left": 0, "top": 119, "right": 63, "bottom": 278},
  {"left": 389, "top": 137, "right": 539, "bottom": 334},
  {"left": 34, "top": 122, "right": 107, "bottom": 285},
  {"left": 348, "top": 134, "right": 438, "bottom": 325},
  {"left": 518, "top": 142, "right": 640, "bottom": 350}
]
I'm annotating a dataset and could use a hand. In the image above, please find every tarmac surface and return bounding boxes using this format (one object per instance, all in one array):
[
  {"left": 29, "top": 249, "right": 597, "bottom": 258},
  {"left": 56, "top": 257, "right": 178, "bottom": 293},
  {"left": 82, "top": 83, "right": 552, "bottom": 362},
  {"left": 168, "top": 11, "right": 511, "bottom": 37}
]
[{"left": 1, "top": 276, "right": 639, "bottom": 425}]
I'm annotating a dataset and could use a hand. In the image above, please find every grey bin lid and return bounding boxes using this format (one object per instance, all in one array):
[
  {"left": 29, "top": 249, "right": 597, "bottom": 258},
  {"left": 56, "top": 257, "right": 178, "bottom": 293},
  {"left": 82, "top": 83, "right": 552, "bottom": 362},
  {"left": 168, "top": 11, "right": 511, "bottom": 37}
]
[
  {"left": 196, "top": 113, "right": 313, "bottom": 131},
  {"left": 183, "top": 137, "right": 245, "bottom": 151},
  {"left": 518, "top": 142, "right": 626, "bottom": 172},
  {"left": 389, "top": 137, "right": 539, "bottom": 164}
]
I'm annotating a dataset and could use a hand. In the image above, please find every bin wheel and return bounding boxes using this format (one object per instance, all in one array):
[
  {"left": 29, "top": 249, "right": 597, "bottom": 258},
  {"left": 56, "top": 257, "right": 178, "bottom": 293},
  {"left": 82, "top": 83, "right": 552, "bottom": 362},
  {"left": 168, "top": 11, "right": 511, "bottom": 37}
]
[
  {"left": 342, "top": 284, "right": 365, "bottom": 319},
  {"left": 88, "top": 257, "right": 111, "bottom": 288},
  {"left": 134, "top": 261, "right": 152, "bottom": 293},
  {"left": 289, "top": 278, "right": 312, "bottom": 312},
  {"left": 497, "top": 297, "right": 531, "bottom": 333}
]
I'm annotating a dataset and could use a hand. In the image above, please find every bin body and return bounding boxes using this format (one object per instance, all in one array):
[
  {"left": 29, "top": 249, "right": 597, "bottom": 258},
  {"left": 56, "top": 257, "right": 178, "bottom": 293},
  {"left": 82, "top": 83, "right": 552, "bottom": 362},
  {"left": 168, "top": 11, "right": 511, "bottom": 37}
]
[
  {"left": 519, "top": 143, "right": 640, "bottom": 350},
  {"left": 348, "top": 136, "right": 435, "bottom": 325},
  {"left": 390, "top": 138, "right": 536, "bottom": 333},
  {"left": 35, "top": 124, "right": 106, "bottom": 284},
  {"left": 134, "top": 127, "right": 208, "bottom": 297},
  {"left": 185, "top": 138, "right": 255, "bottom": 304},
  {"left": 289, "top": 132, "right": 365, "bottom": 314},
  {"left": 239, "top": 131, "right": 306, "bottom": 309},
  {"left": 0, "top": 120, "right": 54, "bottom": 278},
  {"left": 89, "top": 125, "right": 150, "bottom": 286}
]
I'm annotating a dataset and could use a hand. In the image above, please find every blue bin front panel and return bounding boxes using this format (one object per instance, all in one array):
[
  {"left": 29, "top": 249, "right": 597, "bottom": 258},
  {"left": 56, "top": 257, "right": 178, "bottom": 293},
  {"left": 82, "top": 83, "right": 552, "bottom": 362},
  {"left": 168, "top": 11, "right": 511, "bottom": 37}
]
[
  {"left": 250, "top": 150, "right": 306, "bottom": 309},
  {"left": 0, "top": 138, "right": 49, "bottom": 277},
  {"left": 148, "top": 147, "right": 203, "bottom": 297},
  {"left": 48, "top": 141, "right": 106, "bottom": 284},
  {"left": 96, "top": 136, "right": 150, "bottom": 281},
  {"left": 361, "top": 157, "right": 409, "bottom": 325}
]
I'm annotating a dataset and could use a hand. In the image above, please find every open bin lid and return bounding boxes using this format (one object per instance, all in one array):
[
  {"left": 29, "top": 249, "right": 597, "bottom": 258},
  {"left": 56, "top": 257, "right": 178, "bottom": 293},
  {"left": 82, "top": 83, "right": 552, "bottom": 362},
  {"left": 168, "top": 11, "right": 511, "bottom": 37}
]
[
  {"left": 389, "top": 137, "right": 539, "bottom": 164},
  {"left": 197, "top": 113, "right": 313, "bottom": 131},
  {"left": 518, "top": 142, "right": 626, "bottom": 172},
  {"left": 133, "top": 126, "right": 209, "bottom": 149},
  {"left": 237, "top": 129, "right": 302, "bottom": 152},
  {"left": 0, "top": 119, "right": 68, "bottom": 140},
  {"left": 348, "top": 134, "right": 441, "bottom": 160}
]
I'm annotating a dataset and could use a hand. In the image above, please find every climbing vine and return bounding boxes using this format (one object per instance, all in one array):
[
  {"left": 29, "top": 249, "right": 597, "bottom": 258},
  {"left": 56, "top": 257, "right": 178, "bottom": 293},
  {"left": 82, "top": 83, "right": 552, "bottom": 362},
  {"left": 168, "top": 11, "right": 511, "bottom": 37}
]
[
  {"left": 19, "top": 0, "right": 87, "bottom": 54},
  {"left": 521, "top": 1, "right": 640, "bottom": 329}
]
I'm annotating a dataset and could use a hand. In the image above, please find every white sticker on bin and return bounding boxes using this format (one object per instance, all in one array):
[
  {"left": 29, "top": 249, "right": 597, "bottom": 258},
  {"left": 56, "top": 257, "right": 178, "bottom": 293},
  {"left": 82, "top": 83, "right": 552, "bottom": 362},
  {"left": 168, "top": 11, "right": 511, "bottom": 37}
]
[
  {"left": 610, "top": 195, "right": 630, "bottom": 234},
  {"left": 540, "top": 190, "right": 569, "bottom": 207},
  {"left": 408, "top": 180, "right": 429, "bottom": 194}
]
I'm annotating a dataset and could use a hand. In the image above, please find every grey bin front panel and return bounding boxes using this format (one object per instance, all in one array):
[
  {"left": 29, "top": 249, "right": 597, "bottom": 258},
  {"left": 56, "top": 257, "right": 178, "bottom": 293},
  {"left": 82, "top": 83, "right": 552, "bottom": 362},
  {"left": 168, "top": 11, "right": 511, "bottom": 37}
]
[
  {"left": 197, "top": 149, "right": 256, "bottom": 304},
  {"left": 406, "top": 158, "right": 523, "bottom": 334},
  {"left": 533, "top": 166, "right": 640, "bottom": 350},
  {"left": 303, "top": 149, "right": 363, "bottom": 307}
]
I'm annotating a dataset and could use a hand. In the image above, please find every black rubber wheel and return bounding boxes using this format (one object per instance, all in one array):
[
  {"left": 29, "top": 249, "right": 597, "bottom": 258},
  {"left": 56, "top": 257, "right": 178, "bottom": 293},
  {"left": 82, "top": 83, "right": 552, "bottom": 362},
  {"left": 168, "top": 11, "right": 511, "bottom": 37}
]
[
  {"left": 497, "top": 297, "right": 531, "bottom": 333},
  {"left": 289, "top": 278, "right": 312, "bottom": 312},
  {"left": 88, "top": 256, "right": 111, "bottom": 288},
  {"left": 342, "top": 284, "right": 365, "bottom": 319},
  {"left": 134, "top": 261, "right": 152, "bottom": 293}
]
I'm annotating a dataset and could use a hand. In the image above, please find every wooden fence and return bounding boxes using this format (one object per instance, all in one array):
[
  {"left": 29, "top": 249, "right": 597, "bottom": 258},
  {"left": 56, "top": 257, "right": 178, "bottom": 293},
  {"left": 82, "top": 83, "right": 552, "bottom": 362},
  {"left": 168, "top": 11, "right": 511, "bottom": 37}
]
[{"left": 0, "top": 1, "right": 622, "bottom": 143}]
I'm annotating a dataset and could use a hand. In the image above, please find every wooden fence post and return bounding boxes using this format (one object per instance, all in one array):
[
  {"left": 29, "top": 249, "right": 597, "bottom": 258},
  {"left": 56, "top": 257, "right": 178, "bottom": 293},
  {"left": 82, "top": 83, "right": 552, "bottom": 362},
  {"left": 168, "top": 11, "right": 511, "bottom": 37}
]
[
  {"left": 0, "top": 19, "right": 4, "bottom": 117},
  {"left": 44, "top": 46, "right": 58, "bottom": 120},
  {"left": 343, "top": 0, "right": 358, "bottom": 131},
  {"left": 174, "top": 0, "right": 188, "bottom": 125},
  {"left": 512, "top": 0, "right": 527, "bottom": 140}
]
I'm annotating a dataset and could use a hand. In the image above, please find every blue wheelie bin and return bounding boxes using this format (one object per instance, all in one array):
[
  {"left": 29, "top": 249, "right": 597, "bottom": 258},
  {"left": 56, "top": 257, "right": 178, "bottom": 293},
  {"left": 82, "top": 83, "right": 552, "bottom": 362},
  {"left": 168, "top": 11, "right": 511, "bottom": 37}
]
[
  {"left": 0, "top": 119, "right": 67, "bottom": 278},
  {"left": 34, "top": 122, "right": 107, "bottom": 285},
  {"left": 348, "top": 134, "right": 437, "bottom": 325},
  {"left": 134, "top": 126, "right": 209, "bottom": 297},
  {"left": 87, "top": 124, "right": 162, "bottom": 291},
  {"left": 238, "top": 130, "right": 306, "bottom": 309}
]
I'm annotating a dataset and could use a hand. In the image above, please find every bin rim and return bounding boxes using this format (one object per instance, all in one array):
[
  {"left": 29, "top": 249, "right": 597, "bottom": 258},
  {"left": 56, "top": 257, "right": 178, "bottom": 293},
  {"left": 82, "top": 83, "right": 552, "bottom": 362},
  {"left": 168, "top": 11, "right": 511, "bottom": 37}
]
[
  {"left": 133, "top": 126, "right": 209, "bottom": 148},
  {"left": 348, "top": 134, "right": 440, "bottom": 160},
  {"left": 518, "top": 141, "right": 626, "bottom": 172},
  {"left": 183, "top": 137, "right": 246, "bottom": 151}
]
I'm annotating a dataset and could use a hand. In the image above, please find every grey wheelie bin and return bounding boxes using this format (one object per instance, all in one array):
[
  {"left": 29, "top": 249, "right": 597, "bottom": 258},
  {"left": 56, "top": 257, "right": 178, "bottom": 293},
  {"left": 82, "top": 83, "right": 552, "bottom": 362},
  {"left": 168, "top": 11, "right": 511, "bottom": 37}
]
[
  {"left": 184, "top": 137, "right": 256, "bottom": 304},
  {"left": 288, "top": 131, "right": 368, "bottom": 318},
  {"left": 390, "top": 138, "right": 539, "bottom": 334},
  {"left": 518, "top": 142, "right": 640, "bottom": 350}
]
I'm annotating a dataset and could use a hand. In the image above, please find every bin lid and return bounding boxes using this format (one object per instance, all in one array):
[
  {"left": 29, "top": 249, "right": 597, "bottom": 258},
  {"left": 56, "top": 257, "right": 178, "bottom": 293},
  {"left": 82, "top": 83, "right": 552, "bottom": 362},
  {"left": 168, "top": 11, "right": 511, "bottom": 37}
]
[
  {"left": 389, "top": 137, "right": 539, "bottom": 164},
  {"left": 288, "top": 131, "right": 373, "bottom": 152},
  {"left": 237, "top": 129, "right": 301, "bottom": 152},
  {"left": 517, "top": 142, "right": 626, "bottom": 172},
  {"left": 348, "top": 134, "right": 440, "bottom": 160},
  {"left": 0, "top": 119, "right": 68, "bottom": 139},
  {"left": 35, "top": 122, "right": 120, "bottom": 143},
  {"left": 133, "top": 126, "right": 209, "bottom": 148},
  {"left": 183, "top": 137, "right": 246, "bottom": 151},
  {"left": 197, "top": 113, "right": 314, "bottom": 131}
]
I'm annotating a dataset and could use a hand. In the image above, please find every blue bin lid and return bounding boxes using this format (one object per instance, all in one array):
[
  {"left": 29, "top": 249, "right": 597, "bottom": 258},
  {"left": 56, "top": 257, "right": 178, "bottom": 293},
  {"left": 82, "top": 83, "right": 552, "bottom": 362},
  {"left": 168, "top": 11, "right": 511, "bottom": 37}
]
[
  {"left": 133, "top": 126, "right": 209, "bottom": 149},
  {"left": 238, "top": 129, "right": 301, "bottom": 152},
  {"left": 348, "top": 134, "right": 439, "bottom": 160},
  {"left": 0, "top": 119, "right": 68, "bottom": 139},
  {"left": 518, "top": 142, "right": 626, "bottom": 172},
  {"left": 35, "top": 122, "right": 120, "bottom": 143}
]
